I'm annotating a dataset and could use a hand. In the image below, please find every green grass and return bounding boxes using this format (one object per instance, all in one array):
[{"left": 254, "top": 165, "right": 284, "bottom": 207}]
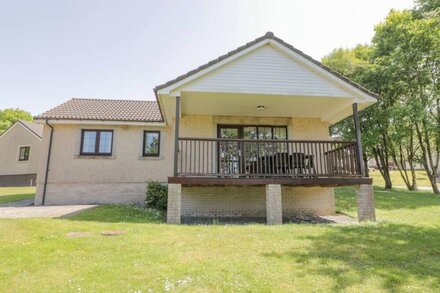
[
  {"left": 1, "top": 187, "right": 440, "bottom": 292},
  {"left": 369, "top": 169, "right": 439, "bottom": 189},
  {"left": 0, "top": 186, "right": 35, "bottom": 204}
]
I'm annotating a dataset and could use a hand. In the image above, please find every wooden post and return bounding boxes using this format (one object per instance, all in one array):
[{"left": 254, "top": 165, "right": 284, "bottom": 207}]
[
  {"left": 352, "top": 103, "right": 365, "bottom": 176},
  {"left": 173, "top": 96, "right": 181, "bottom": 177}
]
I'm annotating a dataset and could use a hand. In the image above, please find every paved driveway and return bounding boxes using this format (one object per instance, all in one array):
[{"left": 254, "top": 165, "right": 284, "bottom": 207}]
[{"left": 0, "top": 205, "right": 97, "bottom": 219}]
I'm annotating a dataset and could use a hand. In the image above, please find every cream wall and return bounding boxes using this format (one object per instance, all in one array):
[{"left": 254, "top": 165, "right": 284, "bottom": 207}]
[
  {"left": 292, "top": 117, "right": 330, "bottom": 140},
  {"left": 35, "top": 123, "right": 173, "bottom": 205},
  {"left": 180, "top": 114, "right": 329, "bottom": 140},
  {"left": 0, "top": 124, "right": 42, "bottom": 176}
]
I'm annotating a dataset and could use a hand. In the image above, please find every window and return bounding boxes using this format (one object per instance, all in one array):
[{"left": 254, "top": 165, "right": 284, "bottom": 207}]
[
  {"left": 217, "top": 125, "right": 288, "bottom": 140},
  {"left": 18, "top": 146, "right": 30, "bottom": 161},
  {"left": 143, "top": 131, "right": 160, "bottom": 157},
  {"left": 80, "top": 130, "right": 113, "bottom": 155}
]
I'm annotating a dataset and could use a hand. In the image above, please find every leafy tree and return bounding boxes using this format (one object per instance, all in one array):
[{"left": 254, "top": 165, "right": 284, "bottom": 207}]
[
  {"left": 0, "top": 108, "right": 33, "bottom": 134},
  {"left": 373, "top": 7, "right": 440, "bottom": 193},
  {"left": 323, "top": 1, "right": 440, "bottom": 194},
  {"left": 414, "top": 0, "right": 440, "bottom": 14}
]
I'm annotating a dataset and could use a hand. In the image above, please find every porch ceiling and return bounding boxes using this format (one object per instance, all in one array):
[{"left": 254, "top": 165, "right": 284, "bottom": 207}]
[{"left": 180, "top": 91, "right": 369, "bottom": 123}]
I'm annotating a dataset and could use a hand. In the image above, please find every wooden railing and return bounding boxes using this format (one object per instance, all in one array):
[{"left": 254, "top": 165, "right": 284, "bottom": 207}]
[{"left": 177, "top": 138, "right": 361, "bottom": 178}]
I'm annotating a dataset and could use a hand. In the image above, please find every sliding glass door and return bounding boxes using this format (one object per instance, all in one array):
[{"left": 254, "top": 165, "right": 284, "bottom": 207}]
[{"left": 217, "top": 125, "right": 287, "bottom": 175}]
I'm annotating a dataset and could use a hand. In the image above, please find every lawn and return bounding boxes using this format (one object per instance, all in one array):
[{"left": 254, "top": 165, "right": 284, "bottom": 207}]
[
  {"left": 0, "top": 186, "right": 35, "bottom": 204},
  {"left": 1, "top": 187, "right": 440, "bottom": 292}
]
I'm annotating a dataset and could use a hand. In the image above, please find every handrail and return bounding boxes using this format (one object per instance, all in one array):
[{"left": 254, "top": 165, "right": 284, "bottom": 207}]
[{"left": 178, "top": 137, "right": 357, "bottom": 144}]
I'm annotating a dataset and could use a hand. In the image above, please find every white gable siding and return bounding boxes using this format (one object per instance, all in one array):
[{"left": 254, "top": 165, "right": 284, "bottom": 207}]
[{"left": 176, "top": 44, "right": 352, "bottom": 98}]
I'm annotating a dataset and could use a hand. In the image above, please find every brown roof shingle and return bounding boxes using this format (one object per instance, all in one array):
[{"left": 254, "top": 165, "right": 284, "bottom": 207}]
[
  {"left": 36, "top": 98, "right": 163, "bottom": 122},
  {"left": 154, "top": 32, "right": 378, "bottom": 99}
]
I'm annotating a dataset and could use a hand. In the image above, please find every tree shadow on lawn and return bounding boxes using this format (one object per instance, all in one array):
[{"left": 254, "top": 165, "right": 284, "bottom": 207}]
[
  {"left": 263, "top": 223, "right": 440, "bottom": 291},
  {"left": 65, "top": 205, "right": 166, "bottom": 223},
  {"left": 336, "top": 186, "right": 440, "bottom": 212}
]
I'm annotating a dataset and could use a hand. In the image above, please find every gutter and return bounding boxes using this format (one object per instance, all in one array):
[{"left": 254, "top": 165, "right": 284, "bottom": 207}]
[{"left": 41, "top": 118, "right": 54, "bottom": 205}]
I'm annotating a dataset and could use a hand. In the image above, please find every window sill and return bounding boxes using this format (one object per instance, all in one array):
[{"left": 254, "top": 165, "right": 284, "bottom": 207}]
[
  {"left": 138, "top": 156, "right": 164, "bottom": 161},
  {"left": 74, "top": 155, "right": 116, "bottom": 160}
]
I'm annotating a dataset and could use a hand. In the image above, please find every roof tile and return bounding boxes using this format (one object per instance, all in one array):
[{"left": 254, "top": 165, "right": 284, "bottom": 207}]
[{"left": 35, "top": 98, "right": 163, "bottom": 122}]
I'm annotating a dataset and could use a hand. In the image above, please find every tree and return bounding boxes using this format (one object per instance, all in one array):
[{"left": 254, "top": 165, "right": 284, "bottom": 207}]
[
  {"left": 323, "top": 2, "right": 440, "bottom": 194},
  {"left": 373, "top": 7, "right": 440, "bottom": 193},
  {"left": 0, "top": 108, "right": 33, "bottom": 134}
]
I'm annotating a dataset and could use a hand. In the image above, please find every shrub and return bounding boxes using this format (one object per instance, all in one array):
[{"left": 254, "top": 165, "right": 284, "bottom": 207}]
[{"left": 146, "top": 181, "right": 167, "bottom": 210}]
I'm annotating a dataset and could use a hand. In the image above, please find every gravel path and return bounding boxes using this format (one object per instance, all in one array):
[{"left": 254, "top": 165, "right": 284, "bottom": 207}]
[{"left": 0, "top": 205, "right": 97, "bottom": 219}]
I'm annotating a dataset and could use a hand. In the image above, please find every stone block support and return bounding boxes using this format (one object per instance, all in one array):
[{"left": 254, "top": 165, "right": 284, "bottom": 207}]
[
  {"left": 266, "top": 184, "right": 283, "bottom": 225},
  {"left": 167, "top": 183, "right": 182, "bottom": 224},
  {"left": 356, "top": 184, "right": 376, "bottom": 222}
]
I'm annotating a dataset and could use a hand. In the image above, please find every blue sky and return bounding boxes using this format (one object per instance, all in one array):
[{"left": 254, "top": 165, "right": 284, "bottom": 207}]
[{"left": 1, "top": 0, "right": 414, "bottom": 115}]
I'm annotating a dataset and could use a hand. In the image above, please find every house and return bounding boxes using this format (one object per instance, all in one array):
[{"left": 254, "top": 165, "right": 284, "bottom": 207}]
[
  {"left": 0, "top": 120, "right": 43, "bottom": 186},
  {"left": 34, "top": 32, "right": 377, "bottom": 224}
]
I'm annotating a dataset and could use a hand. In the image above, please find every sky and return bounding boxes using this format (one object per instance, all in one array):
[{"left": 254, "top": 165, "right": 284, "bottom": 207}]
[{"left": 0, "top": 0, "right": 414, "bottom": 115}]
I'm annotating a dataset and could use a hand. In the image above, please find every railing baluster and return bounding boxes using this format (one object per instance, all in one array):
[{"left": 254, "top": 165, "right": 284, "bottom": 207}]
[
  {"left": 176, "top": 138, "right": 359, "bottom": 178},
  {"left": 307, "top": 142, "right": 311, "bottom": 175}
]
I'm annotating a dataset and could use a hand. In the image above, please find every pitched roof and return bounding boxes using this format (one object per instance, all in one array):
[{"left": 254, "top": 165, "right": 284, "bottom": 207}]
[
  {"left": 18, "top": 120, "right": 43, "bottom": 138},
  {"left": 0, "top": 120, "right": 43, "bottom": 140},
  {"left": 35, "top": 98, "right": 163, "bottom": 122},
  {"left": 154, "top": 32, "right": 378, "bottom": 99}
]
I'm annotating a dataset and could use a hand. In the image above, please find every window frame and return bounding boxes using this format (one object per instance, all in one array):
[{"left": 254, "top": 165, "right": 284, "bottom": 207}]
[
  {"left": 217, "top": 125, "right": 288, "bottom": 140},
  {"left": 80, "top": 129, "right": 114, "bottom": 156},
  {"left": 18, "top": 146, "right": 31, "bottom": 161},
  {"left": 143, "top": 130, "right": 161, "bottom": 157}
]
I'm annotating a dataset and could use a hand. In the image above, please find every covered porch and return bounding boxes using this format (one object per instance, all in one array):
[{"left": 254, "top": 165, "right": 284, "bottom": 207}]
[
  {"left": 168, "top": 91, "right": 369, "bottom": 183},
  {"left": 154, "top": 33, "right": 377, "bottom": 224},
  {"left": 164, "top": 93, "right": 374, "bottom": 224}
]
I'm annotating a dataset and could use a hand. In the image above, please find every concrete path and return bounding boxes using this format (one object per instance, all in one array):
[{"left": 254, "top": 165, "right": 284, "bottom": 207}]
[
  {"left": 0, "top": 198, "right": 34, "bottom": 207},
  {"left": 0, "top": 205, "right": 97, "bottom": 219}
]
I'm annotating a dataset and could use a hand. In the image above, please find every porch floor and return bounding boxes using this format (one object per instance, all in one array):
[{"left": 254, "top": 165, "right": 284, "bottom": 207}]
[{"left": 168, "top": 176, "right": 372, "bottom": 187}]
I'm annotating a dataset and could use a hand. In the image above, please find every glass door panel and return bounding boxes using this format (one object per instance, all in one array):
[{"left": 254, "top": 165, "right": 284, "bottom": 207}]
[{"left": 218, "top": 126, "right": 240, "bottom": 175}]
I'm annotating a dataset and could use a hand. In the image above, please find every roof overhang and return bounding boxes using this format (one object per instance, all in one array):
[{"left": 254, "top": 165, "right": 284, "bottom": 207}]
[
  {"left": 154, "top": 33, "right": 377, "bottom": 125},
  {"left": 168, "top": 91, "right": 372, "bottom": 124},
  {"left": 155, "top": 35, "right": 378, "bottom": 104}
]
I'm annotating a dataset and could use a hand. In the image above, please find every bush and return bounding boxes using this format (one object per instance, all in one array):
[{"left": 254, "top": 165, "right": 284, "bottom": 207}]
[{"left": 146, "top": 181, "right": 167, "bottom": 210}]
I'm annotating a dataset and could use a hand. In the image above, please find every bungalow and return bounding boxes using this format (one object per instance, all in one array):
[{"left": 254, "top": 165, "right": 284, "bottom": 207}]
[
  {"left": 34, "top": 32, "right": 376, "bottom": 224},
  {"left": 0, "top": 120, "right": 43, "bottom": 186}
]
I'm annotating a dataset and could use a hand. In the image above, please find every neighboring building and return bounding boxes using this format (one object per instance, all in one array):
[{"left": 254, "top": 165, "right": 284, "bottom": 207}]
[
  {"left": 34, "top": 32, "right": 377, "bottom": 223},
  {"left": 0, "top": 120, "right": 43, "bottom": 186}
]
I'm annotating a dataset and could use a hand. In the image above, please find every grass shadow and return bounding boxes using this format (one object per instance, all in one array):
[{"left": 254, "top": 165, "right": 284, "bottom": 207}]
[{"left": 263, "top": 223, "right": 440, "bottom": 291}]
